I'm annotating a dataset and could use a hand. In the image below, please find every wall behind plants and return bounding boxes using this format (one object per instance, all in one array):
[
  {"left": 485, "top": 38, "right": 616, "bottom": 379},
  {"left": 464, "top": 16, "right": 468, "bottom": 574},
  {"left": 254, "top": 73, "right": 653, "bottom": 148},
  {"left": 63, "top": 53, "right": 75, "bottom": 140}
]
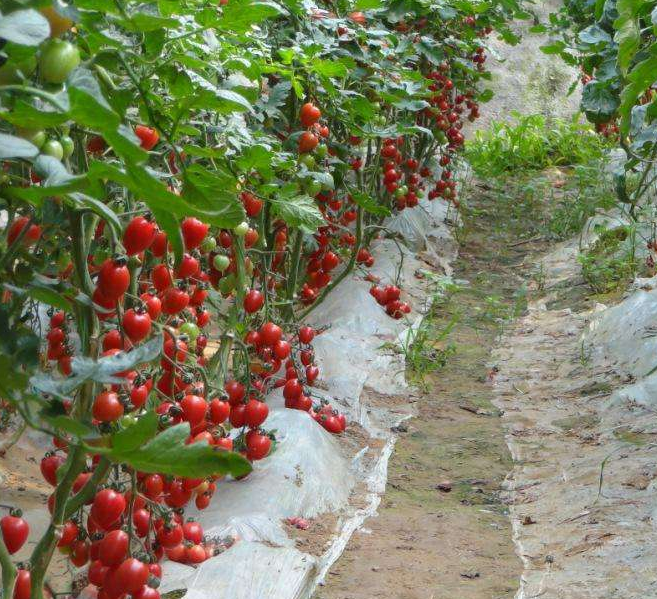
[{"left": 0, "top": 1, "right": 524, "bottom": 599}]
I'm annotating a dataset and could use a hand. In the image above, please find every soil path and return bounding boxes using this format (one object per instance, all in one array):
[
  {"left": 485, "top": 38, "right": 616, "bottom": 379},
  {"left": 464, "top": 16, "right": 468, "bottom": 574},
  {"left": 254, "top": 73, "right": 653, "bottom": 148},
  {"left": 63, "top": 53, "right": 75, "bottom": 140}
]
[{"left": 313, "top": 179, "right": 552, "bottom": 599}]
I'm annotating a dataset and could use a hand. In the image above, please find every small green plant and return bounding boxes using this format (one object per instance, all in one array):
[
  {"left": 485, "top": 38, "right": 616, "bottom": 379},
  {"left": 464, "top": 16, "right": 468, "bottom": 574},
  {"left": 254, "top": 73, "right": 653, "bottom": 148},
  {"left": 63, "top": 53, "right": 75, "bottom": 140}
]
[
  {"left": 464, "top": 112, "right": 608, "bottom": 177},
  {"left": 402, "top": 316, "right": 458, "bottom": 388},
  {"left": 544, "top": 161, "right": 616, "bottom": 241},
  {"left": 579, "top": 225, "right": 642, "bottom": 294}
]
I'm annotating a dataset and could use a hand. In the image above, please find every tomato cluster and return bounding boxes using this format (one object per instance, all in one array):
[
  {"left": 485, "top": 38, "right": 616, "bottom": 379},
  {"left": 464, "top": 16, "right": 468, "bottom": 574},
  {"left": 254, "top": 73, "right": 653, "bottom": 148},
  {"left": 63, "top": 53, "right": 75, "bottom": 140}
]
[{"left": 0, "top": 0, "right": 521, "bottom": 596}]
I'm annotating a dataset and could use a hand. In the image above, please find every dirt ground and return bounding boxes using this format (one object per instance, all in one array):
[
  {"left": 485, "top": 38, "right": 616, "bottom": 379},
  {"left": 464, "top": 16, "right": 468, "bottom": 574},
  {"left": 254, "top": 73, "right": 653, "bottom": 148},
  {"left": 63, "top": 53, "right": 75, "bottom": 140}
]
[{"left": 313, "top": 176, "right": 555, "bottom": 599}]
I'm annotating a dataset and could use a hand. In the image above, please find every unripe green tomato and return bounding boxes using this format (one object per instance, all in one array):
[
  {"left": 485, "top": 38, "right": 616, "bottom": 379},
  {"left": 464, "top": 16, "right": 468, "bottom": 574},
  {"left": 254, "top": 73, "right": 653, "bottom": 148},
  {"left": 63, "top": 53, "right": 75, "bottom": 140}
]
[
  {"left": 233, "top": 221, "right": 249, "bottom": 236},
  {"left": 305, "top": 179, "right": 322, "bottom": 196},
  {"left": 120, "top": 414, "right": 137, "bottom": 427},
  {"left": 42, "top": 139, "right": 64, "bottom": 160},
  {"left": 218, "top": 274, "right": 235, "bottom": 294},
  {"left": 38, "top": 39, "right": 80, "bottom": 84},
  {"left": 375, "top": 115, "right": 386, "bottom": 126},
  {"left": 371, "top": 101, "right": 381, "bottom": 111},
  {"left": 213, "top": 254, "right": 230, "bottom": 272},
  {"left": 395, "top": 185, "right": 408, "bottom": 198},
  {"left": 200, "top": 237, "right": 217, "bottom": 253},
  {"left": 315, "top": 144, "right": 328, "bottom": 159},
  {"left": 17, "top": 128, "right": 46, "bottom": 149},
  {"left": 299, "top": 154, "right": 316, "bottom": 169},
  {"left": 60, "top": 135, "right": 74, "bottom": 158},
  {"left": 245, "top": 259, "right": 254, "bottom": 277},
  {"left": 179, "top": 321, "right": 200, "bottom": 341},
  {"left": 436, "top": 131, "right": 447, "bottom": 144}
]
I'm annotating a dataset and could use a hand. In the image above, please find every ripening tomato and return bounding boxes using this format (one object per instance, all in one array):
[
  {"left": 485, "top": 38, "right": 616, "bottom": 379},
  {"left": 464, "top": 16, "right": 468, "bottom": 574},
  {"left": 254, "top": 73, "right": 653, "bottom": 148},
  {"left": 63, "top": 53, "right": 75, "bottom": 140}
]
[
  {"left": 241, "top": 192, "right": 263, "bottom": 217},
  {"left": 180, "top": 394, "right": 207, "bottom": 425},
  {"left": 92, "top": 391, "right": 124, "bottom": 423},
  {"left": 162, "top": 287, "right": 190, "bottom": 315},
  {"left": 41, "top": 453, "right": 65, "bottom": 486},
  {"left": 0, "top": 515, "right": 29, "bottom": 554},
  {"left": 91, "top": 489, "right": 126, "bottom": 530},
  {"left": 244, "top": 399, "right": 269, "bottom": 428},
  {"left": 123, "top": 216, "right": 156, "bottom": 255},
  {"left": 209, "top": 399, "right": 230, "bottom": 424},
  {"left": 243, "top": 289, "right": 264, "bottom": 313},
  {"left": 156, "top": 523, "right": 183, "bottom": 548},
  {"left": 98, "top": 258, "right": 130, "bottom": 300},
  {"left": 98, "top": 529, "right": 129, "bottom": 567},
  {"left": 135, "top": 125, "right": 159, "bottom": 150},
  {"left": 181, "top": 217, "right": 209, "bottom": 250},
  {"left": 122, "top": 308, "right": 152, "bottom": 343},
  {"left": 114, "top": 558, "right": 149, "bottom": 593},
  {"left": 298, "top": 131, "right": 319, "bottom": 153},
  {"left": 13, "top": 570, "right": 30, "bottom": 599},
  {"left": 298, "top": 326, "right": 315, "bottom": 344},
  {"left": 246, "top": 432, "right": 271, "bottom": 460},
  {"left": 8, "top": 216, "right": 41, "bottom": 247},
  {"left": 299, "top": 102, "right": 321, "bottom": 128}
]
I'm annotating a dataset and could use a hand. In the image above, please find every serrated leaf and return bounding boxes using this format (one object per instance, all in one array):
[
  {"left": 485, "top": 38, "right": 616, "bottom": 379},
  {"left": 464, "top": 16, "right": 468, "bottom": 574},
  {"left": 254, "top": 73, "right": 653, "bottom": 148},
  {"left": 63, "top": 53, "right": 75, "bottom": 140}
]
[
  {"left": 215, "top": 0, "right": 283, "bottom": 32},
  {"left": 351, "top": 191, "right": 391, "bottom": 216},
  {"left": 32, "top": 337, "right": 163, "bottom": 398},
  {"left": 182, "top": 165, "right": 246, "bottom": 227},
  {"left": 110, "top": 411, "right": 158, "bottom": 453},
  {"left": 269, "top": 193, "right": 324, "bottom": 233},
  {"left": 105, "top": 422, "right": 252, "bottom": 478}
]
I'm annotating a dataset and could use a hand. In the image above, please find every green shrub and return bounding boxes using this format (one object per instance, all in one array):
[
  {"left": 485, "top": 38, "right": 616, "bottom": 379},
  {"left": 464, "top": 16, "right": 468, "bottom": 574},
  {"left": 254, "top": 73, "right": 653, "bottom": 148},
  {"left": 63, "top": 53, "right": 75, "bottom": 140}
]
[{"left": 464, "top": 112, "right": 608, "bottom": 177}]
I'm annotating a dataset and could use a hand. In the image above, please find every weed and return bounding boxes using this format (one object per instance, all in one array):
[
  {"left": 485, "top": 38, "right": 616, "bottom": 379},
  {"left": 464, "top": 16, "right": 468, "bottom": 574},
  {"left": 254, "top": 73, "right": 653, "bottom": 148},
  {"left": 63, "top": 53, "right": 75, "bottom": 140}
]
[
  {"left": 543, "top": 161, "right": 616, "bottom": 241},
  {"left": 464, "top": 112, "right": 608, "bottom": 178},
  {"left": 579, "top": 225, "right": 643, "bottom": 294}
]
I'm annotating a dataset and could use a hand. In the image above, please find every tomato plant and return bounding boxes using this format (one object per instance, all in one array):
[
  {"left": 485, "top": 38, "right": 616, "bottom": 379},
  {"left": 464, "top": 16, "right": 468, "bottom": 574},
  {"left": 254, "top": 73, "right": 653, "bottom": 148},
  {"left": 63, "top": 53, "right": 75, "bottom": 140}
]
[
  {"left": 0, "top": 0, "right": 523, "bottom": 597},
  {"left": 543, "top": 0, "right": 657, "bottom": 215}
]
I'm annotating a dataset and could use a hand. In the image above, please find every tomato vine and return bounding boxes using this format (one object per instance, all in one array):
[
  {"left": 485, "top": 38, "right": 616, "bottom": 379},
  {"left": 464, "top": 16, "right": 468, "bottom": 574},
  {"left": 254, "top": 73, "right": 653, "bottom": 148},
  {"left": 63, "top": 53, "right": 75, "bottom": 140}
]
[{"left": 0, "top": 0, "right": 524, "bottom": 597}]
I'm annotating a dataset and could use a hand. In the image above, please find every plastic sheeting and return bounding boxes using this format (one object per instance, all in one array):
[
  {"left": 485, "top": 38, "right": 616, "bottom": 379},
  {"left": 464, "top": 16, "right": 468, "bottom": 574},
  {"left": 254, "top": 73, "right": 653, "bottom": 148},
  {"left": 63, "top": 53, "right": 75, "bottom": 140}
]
[
  {"left": 157, "top": 197, "right": 458, "bottom": 599},
  {"left": 493, "top": 240, "right": 657, "bottom": 599}
]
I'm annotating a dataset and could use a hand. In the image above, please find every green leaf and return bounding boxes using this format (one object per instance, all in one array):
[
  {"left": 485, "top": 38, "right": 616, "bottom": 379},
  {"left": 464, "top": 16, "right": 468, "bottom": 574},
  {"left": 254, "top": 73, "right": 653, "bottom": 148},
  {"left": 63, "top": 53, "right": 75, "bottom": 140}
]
[
  {"left": 614, "top": 0, "right": 641, "bottom": 76},
  {"left": 0, "top": 100, "right": 69, "bottom": 129},
  {"left": 351, "top": 190, "right": 391, "bottom": 216},
  {"left": 41, "top": 401, "right": 94, "bottom": 438},
  {"left": 353, "top": 0, "right": 383, "bottom": 9},
  {"left": 619, "top": 52, "right": 657, "bottom": 134},
  {"left": 578, "top": 24, "right": 612, "bottom": 45},
  {"left": 182, "top": 165, "right": 246, "bottom": 227},
  {"left": 416, "top": 38, "right": 444, "bottom": 64},
  {"left": 110, "top": 411, "right": 158, "bottom": 453},
  {"left": 104, "top": 422, "right": 252, "bottom": 478},
  {"left": 215, "top": 0, "right": 283, "bottom": 32},
  {"left": 581, "top": 80, "right": 619, "bottom": 124},
  {"left": 0, "top": 9, "right": 50, "bottom": 46},
  {"left": 0, "top": 133, "right": 39, "bottom": 159},
  {"left": 31, "top": 337, "right": 162, "bottom": 398},
  {"left": 269, "top": 191, "right": 324, "bottom": 233},
  {"left": 68, "top": 193, "right": 122, "bottom": 239},
  {"left": 186, "top": 72, "right": 254, "bottom": 113},
  {"left": 3, "top": 280, "right": 72, "bottom": 312},
  {"left": 540, "top": 41, "right": 566, "bottom": 55},
  {"left": 235, "top": 144, "right": 275, "bottom": 179}
]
